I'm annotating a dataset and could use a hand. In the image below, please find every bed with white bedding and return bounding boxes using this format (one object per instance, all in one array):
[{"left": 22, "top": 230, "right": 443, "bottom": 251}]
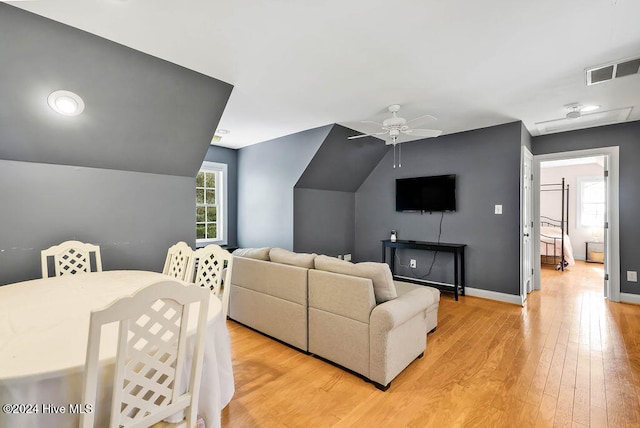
[{"left": 540, "top": 225, "right": 575, "bottom": 269}]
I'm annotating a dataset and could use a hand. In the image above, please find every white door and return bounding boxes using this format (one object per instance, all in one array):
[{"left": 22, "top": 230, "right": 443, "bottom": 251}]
[{"left": 521, "top": 147, "right": 534, "bottom": 303}]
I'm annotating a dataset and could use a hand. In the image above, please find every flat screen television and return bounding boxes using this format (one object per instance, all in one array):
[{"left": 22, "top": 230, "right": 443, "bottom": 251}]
[{"left": 396, "top": 174, "right": 456, "bottom": 212}]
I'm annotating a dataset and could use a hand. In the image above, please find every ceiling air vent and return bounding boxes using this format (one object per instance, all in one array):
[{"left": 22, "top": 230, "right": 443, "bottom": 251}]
[{"left": 586, "top": 57, "right": 640, "bottom": 85}]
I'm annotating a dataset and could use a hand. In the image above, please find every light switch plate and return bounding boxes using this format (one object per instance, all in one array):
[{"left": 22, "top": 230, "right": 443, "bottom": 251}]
[
  {"left": 495, "top": 204, "right": 503, "bottom": 215},
  {"left": 627, "top": 271, "right": 638, "bottom": 282}
]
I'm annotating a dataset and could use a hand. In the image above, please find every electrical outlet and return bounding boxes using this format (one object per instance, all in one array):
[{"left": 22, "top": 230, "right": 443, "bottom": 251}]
[
  {"left": 344, "top": 254, "right": 352, "bottom": 261},
  {"left": 495, "top": 204, "right": 503, "bottom": 215},
  {"left": 627, "top": 271, "right": 638, "bottom": 282},
  {"left": 410, "top": 259, "right": 417, "bottom": 268}
]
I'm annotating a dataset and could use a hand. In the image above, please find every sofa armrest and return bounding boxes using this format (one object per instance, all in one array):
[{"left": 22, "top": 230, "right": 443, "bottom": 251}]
[{"left": 370, "top": 287, "right": 435, "bottom": 332}]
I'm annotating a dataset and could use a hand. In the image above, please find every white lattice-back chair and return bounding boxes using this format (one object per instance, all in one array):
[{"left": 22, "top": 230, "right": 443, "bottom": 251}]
[
  {"left": 41, "top": 240, "right": 103, "bottom": 278},
  {"left": 162, "top": 242, "right": 195, "bottom": 282},
  {"left": 186, "top": 245, "right": 233, "bottom": 318},
  {"left": 81, "top": 280, "right": 210, "bottom": 428}
]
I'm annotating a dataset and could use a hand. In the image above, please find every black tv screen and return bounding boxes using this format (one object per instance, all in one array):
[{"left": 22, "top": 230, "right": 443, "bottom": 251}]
[{"left": 396, "top": 174, "right": 456, "bottom": 212}]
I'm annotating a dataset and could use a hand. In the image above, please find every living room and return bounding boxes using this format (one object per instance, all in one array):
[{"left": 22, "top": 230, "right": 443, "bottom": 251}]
[{"left": 1, "top": 1, "right": 640, "bottom": 427}]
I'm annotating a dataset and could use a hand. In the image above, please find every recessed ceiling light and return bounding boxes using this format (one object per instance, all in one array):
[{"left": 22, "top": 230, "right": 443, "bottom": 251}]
[
  {"left": 580, "top": 105, "right": 600, "bottom": 112},
  {"left": 47, "top": 90, "right": 85, "bottom": 116},
  {"left": 216, "top": 129, "right": 230, "bottom": 135}
]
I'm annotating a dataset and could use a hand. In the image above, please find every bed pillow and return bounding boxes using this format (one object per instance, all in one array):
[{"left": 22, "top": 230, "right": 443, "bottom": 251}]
[
  {"left": 269, "top": 248, "right": 317, "bottom": 269},
  {"left": 314, "top": 255, "right": 397, "bottom": 303},
  {"left": 232, "top": 247, "right": 271, "bottom": 261}
]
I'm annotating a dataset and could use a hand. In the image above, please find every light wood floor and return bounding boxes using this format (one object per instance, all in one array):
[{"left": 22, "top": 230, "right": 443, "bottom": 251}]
[{"left": 221, "top": 261, "right": 640, "bottom": 427}]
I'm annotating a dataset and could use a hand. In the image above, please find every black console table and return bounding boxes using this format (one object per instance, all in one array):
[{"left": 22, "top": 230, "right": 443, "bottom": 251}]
[{"left": 381, "top": 239, "right": 466, "bottom": 300}]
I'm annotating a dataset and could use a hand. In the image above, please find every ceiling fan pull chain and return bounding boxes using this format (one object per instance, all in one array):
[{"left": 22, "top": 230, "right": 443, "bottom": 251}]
[
  {"left": 399, "top": 143, "right": 402, "bottom": 168},
  {"left": 393, "top": 144, "right": 397, "bottom": 168}
]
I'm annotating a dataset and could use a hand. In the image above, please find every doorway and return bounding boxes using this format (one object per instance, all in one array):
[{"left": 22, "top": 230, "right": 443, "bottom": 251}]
[
  {"left": 531, "top": 147, "right": 620, "bottom": 302},
  {"left": 539, "top": 156, "right": 605, "bottom": 294}
]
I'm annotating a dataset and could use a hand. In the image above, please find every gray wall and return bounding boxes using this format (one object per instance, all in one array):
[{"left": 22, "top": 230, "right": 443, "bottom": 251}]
[
  {"left": 0, "top": 160, "right": 194, "bottom": 286},
  {"left": 355, "top": 122, "right": 524, "bottom": 295},
  {"left": 296, "top": 125, "right": 389, "bottom": 192},
  {"left": 0, "top": 5, "right": 232, "bottom": 177},
  {"left": 203, "top": 145, "right": 238, "bottom": 247},
  {"left": 532, "top": 120, "right": 640, "bottom": 295},
  {"left": 293, "top": 124, "right": 388, "bottom": 256},
  {"left": 0, "top": 6, "right": 232, "bottom": 285},
  {"left": 294, "top": 188, "right": 355, "bottom": 256},
  {"left": 237, "top": 126, "right": 332, "bottom": 249}
]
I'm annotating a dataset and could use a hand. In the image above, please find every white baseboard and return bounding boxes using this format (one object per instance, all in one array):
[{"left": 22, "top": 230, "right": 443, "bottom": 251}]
[
  {"left": 464, "top": 287, "right": 523, "bottom": 306},
  {"left": 620, "top": 293, "right": 640, "bottom": 305}
]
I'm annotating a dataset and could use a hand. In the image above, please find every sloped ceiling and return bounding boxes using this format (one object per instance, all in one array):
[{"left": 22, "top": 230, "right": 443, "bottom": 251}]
[
  {"left": 295, "top": 125, "right": 389, "bottom": 192},
  {"left": 0, "top": 4, "right": 232, "bottom": 177},
  {"left": 11, "top": 1, "right": 640, "bottom": 148}
]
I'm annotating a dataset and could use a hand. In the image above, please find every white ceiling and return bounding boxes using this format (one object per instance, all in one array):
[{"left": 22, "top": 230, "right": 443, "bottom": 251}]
[{"left": 12, "top": 0, "right": 640, "bottom": 149}]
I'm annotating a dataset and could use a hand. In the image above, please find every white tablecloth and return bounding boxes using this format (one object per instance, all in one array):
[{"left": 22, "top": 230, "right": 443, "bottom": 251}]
[{"left": 0, "top": 270, "right": 234, "bottom": 428}]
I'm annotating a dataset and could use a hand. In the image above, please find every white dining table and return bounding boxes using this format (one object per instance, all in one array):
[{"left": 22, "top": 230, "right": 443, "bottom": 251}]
[{"left": 0, "top": 270, "right": 234, "bottom": 428}]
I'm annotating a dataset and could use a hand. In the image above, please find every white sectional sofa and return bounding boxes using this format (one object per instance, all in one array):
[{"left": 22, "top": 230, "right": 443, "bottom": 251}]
[{"left": 227, "top": 247, "right": 440, "bottom": 390}]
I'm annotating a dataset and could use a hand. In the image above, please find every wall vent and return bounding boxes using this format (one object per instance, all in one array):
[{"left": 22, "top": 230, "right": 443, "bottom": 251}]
[{"left": 586, "top": 57, "right": 640, "bottom": 85}]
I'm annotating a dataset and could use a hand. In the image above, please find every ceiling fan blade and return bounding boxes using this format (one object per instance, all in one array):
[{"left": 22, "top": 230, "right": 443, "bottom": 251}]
[
  {"left": 406, "top": 114, "right": 438, "bottom": 124},
  {"left": 402, "top": 128, "right": 443, "bottom": 138},
  {"left": 347, "top": 131, "right": 388, "bottom": 140}
]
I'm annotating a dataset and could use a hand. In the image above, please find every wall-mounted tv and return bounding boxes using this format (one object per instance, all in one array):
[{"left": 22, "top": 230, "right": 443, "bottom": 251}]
[{"left": 396, "top": 174, "right": 456, "bottom": 212}]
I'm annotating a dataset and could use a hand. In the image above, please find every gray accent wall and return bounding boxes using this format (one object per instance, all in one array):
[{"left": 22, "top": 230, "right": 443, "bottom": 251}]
[
  {"left": 533, "top": 120, "right": 640, "bottom": 295},
  {"left": 0, "top": 4, "right": 232, "bottom": 177},
  {"left": 294, "top": 188, "right": 355, "bottom": 256},
  {"left": 296, "top": 125, "right": 389, "bottom": 192},
  {"left": 0, "top": 160, "right": 194, "bottom": 286},
  {"left": 355, "top": 122, "right": 524, "bottom": 295},
  {"left": 293, "top": 124, "right": 389, "bottom": 256},
  {"left": 203, "top": 145, "right": 238, "bottom": 247},
  {"left": 237, "top": 126, "right": 332, "bottom": 249},
  {"left": 0, "top": 5, "right": 232, "bottom": 285}
]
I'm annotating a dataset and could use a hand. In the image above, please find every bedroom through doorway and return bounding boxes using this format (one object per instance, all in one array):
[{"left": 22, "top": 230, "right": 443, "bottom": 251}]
[{"left": 538, "top": 156, "right": 606, "bottom": 295}]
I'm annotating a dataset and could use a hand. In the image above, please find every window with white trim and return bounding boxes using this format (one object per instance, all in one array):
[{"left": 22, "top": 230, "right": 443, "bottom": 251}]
[
  {"left": 196, "top": 162, "right": 227, "bottom": 245},
  {"left": 578, "top": 176, "right": 605, "bottom": 228}
]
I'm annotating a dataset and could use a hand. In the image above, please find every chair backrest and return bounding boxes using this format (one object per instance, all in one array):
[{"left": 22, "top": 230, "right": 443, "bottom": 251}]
[
  {"left": 41, "top": 240, "right": 103, "bottom": 278},
  {"left": 187, "top": 245, "right": 233, "bottom": 318},
  {"left": 81, "top": 280, "right": 210, "bottom": 428},
  {"left": 162, "top": 241, "right": 194, "bottom": 281}
]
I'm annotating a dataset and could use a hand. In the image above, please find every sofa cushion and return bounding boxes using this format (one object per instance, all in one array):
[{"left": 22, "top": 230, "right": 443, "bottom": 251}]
[
  {"left": 232, "top": 247, "right": 271, "bottom": 261},
  {"left": 269, "top": 248, "right": 317, "bottom": 269},
  {"left": 314, "top": 255, "right": 397, "bottom": 303}
]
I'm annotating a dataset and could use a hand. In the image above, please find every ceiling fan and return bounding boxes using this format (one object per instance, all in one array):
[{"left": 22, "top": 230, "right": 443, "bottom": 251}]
[{"left": 348, "top": 104, "right": 443, "bottom": 168}]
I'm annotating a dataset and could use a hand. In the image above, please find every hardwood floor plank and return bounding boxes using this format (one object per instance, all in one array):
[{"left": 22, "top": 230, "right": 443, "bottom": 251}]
[{"left": 221, "top": 262, "right": 640, "bottom": 427}]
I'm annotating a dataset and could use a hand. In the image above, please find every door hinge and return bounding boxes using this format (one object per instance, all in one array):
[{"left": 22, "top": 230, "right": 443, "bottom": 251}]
[
  {"left": 605, "top": 273, "right": 609, "bottom": 281},
  {"left": 605, "top": 222, "right": 609, "bottom": 229},
  {"left": 604, "top": 170, "right": 609, "bottom": 177}
]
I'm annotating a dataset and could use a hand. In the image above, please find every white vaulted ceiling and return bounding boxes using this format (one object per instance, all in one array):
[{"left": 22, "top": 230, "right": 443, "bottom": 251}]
[{"left": 12, "top": 0, "right": 640, "bottom": 148}]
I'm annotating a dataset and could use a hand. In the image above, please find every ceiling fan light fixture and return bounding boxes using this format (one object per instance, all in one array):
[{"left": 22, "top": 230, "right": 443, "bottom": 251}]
[
  {"left": 580, "top": 105, "right": 600, "bottom": 112},
  {"left": 565, "top": 104, "right": 582, "bottom": 120}
]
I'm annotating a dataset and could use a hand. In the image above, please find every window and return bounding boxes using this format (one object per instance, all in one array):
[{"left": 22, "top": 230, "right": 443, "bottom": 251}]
[
  {"left": 196, "top": 162, "right": 227, "bottom": 245},
  {"left": 578, "top": 176, "right": 605, "bottom": 228}
]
